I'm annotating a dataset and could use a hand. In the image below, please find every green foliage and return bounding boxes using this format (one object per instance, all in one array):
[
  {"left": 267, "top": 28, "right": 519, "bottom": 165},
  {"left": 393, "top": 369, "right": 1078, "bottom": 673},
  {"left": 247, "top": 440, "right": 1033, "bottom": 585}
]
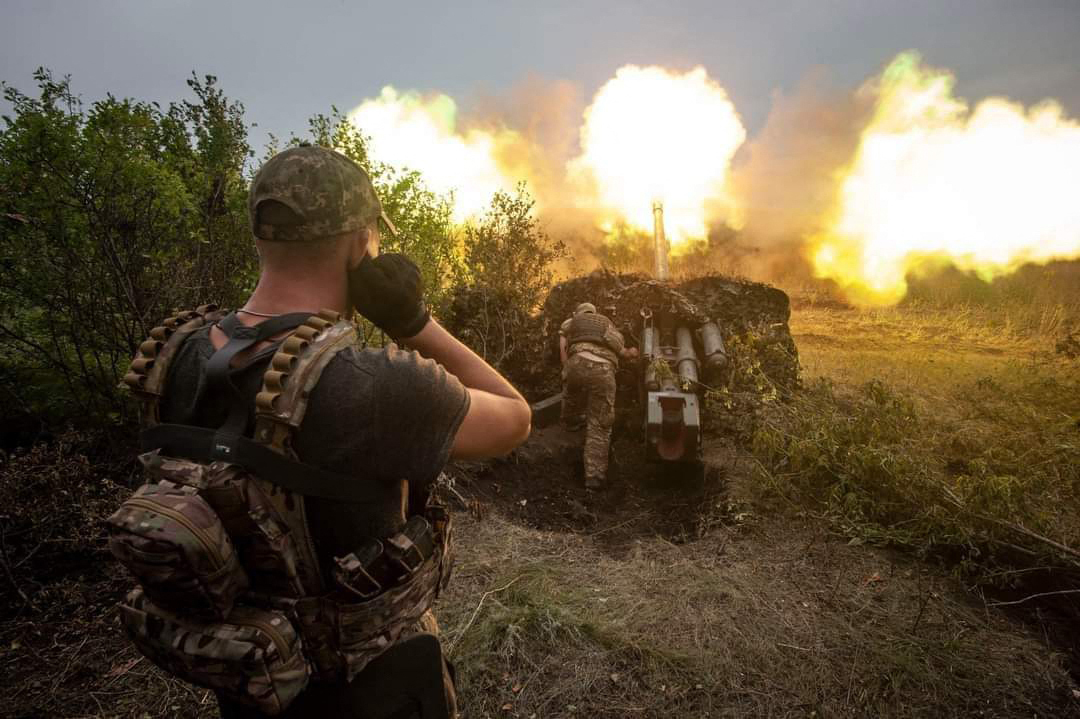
[
  {"left": 0, "top": 69, "right": 254, "bottom": 424},
  {"left": 752, "top": 369, "right": 1080, "bottom": 584},
  {"left": 461, "top": 187, "right": 565, "bottom": 314},
  {"left": 648, "top": 356, "right": 682, "bottom": 388},
  {"left": 444, "top": 188, "right": 566, "bottom": 367},
  {"left": 702, "top": 330, "right": 784, "bottom": 439}
]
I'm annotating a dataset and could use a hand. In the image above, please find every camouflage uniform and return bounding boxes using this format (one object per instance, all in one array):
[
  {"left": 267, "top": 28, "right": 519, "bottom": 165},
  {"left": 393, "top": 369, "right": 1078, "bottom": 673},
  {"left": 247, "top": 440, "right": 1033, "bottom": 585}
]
[{"left": 560, "top": 312, "right": 624, "bottom": 487}]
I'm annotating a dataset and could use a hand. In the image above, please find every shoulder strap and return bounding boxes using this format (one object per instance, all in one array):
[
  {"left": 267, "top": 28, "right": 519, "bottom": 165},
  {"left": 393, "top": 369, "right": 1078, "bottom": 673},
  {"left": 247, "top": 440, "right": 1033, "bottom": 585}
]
[
  {"left": 138, "top": 423, "right": 386, "bottom": 503},
  {"left": 124, "top": 304, "right": 227, "bottom": 426},
  {"left": 252, "top": 309, "right": 360, "bottom": 595},
  {"left": 137, "top": 310, "right": 364, "bottom": 595},
  {"left": 135, "top": 308, "right": 374, "bottom": 503},
  {"left": 206, "top": 311, "right": 316, "bottom": 437},
  {"left": 253, "top": 310, "right": 359, "bottom": 454}
]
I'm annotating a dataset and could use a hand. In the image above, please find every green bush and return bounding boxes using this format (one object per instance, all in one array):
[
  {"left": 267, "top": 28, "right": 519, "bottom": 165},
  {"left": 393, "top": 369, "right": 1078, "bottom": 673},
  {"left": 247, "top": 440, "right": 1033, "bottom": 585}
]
[
  {"left": 0, "top": 69, "right": 254, "bottom": 426},
  {"left": 445, "top": 188, "right": 566, "bottom": 368},
  {"left": 753, "top": 371, "right": 1080, "bottom": 584}
]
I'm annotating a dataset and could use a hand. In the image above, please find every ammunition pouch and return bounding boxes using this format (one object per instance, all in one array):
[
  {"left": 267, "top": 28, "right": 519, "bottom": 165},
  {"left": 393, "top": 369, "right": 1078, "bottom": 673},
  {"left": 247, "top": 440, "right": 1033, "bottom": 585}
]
[
  {"left": 119, "top": 588, "right": 310, "bottom": 716},
  {"left": 323, "top": 505, "right": 453, "bottom": 681},
  {"left": 295, "top": 533, "right": 452, "bottom": 683},
  {"left": 334, "top": 508, "right": 449, "bottom": 599}
]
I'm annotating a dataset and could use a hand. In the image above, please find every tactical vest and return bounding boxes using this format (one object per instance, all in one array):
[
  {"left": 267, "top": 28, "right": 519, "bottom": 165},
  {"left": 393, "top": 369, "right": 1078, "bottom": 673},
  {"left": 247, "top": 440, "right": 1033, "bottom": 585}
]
[
  {"left": 566, "top": 313, "right": 620, "bottom": 361},
  {"left": 109, "top": 306, "right": 452, "bottom": 715}
]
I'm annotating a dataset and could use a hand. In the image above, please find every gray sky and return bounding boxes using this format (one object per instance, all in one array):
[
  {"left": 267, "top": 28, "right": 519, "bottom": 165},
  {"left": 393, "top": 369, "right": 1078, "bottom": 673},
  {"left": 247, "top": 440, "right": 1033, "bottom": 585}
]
[{"left": 3, "top": 0, "right": 1079, "bottom": 149}]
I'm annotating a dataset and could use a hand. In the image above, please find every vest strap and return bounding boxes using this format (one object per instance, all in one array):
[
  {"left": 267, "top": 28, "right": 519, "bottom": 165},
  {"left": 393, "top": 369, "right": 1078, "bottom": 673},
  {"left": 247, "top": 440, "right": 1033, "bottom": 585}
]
[{"left": 140, "top": 423, "right": 388, "bottom": 503}]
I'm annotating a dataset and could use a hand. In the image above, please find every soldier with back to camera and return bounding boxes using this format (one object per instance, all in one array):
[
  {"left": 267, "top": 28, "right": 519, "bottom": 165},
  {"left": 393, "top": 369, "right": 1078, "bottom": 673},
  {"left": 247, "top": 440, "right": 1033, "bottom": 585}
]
[
  {"left": 559, "top": 302, "right": 638, "bottom": 489},
  {"left": 108, "top": 145, "right": 531, "bottom": 718}
]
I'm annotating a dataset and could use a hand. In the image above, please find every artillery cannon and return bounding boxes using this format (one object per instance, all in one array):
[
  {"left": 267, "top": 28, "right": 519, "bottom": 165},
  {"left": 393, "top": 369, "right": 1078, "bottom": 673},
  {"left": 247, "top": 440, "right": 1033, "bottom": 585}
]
[
  {"left": 525, "top": 201, "right": 798, "bottom": 482},
  {"left": 636, "top": 201, "right": 724, "bottom": 470},
  {"left": 639, "top": 306, "right": 725, "bottom": 467}
]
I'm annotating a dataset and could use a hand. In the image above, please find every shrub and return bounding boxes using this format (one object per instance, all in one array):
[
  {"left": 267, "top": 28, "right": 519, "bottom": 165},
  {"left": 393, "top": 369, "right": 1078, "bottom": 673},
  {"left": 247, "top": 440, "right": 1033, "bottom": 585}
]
[
  {"left": 0, "top": 70, "right": 254, "bottom": 427},
  {"left": 445, "top": 188, "right": 566, "bottom": 368},
  {"left": 753, "top": 372, "right": 1080, "bottom": 585}
]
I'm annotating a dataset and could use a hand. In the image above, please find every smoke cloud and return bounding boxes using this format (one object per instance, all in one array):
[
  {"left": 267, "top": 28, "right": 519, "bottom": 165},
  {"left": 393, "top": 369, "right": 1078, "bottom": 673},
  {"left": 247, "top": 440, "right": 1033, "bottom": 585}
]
[
  {"left": 346, "top": 55, "right": 1080, "bottom": 300},
  {"left": 724, "top": 69, "right": 872, "bottom": 288}
]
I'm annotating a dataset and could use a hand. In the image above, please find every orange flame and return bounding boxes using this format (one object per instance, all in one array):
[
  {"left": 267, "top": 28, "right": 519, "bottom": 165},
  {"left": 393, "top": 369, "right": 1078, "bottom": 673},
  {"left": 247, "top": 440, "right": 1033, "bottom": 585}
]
[{"left": 812, "top": 52, "right": 1080, "bottom": 305}]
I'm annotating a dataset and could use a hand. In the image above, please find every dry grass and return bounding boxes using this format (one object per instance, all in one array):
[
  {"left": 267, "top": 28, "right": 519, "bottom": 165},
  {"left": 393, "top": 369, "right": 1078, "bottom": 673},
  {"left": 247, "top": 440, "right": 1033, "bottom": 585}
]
[
  {"left": 3, "top": 297, "right": 1079, "bottom": 718},
  {"left": 0, "top": 432, "right": 218, "bottom": 718},
  {"left": 777, "top": 305, "right": 1080, "bottom": 582},
  {"left": 439, "top": 511, "right": 1076, "bottom": 718}
]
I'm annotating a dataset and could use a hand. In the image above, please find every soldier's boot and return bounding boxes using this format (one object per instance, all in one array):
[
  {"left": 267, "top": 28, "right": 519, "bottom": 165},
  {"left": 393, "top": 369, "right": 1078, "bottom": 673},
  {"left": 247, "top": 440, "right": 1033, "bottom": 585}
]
[{"left": 584, "top": 473, "right": 605, "bottom": 490}]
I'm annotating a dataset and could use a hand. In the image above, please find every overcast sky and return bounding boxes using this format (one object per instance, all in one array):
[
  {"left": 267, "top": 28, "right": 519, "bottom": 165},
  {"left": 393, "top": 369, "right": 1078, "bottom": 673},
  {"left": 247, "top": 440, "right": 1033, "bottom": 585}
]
[{"left": 2, "top": 0, "right": 1079, "bottom": 148}]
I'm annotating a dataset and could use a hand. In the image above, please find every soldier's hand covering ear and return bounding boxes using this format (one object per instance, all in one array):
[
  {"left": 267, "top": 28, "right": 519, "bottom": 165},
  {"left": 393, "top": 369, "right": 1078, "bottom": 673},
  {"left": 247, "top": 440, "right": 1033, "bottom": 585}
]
[{"left": 348, "top": 253, "right": 430, "bottom": 339}]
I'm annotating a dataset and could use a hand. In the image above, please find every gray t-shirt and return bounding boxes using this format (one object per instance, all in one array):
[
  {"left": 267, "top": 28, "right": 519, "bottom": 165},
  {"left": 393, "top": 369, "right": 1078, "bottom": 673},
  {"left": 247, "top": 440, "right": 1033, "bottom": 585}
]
[{"left": 159, "top": 324, "right": 469, "bottom": 575}]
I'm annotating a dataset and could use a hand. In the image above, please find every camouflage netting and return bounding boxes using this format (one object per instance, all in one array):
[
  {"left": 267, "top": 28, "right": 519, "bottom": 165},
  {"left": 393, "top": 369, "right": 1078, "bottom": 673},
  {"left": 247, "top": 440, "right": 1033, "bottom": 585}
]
[
  {"left": 541, "top": 270, "right": 800, "bottom": 388},
  {"left": 443, "top": 270, "right": 801, "bottom": 412}
]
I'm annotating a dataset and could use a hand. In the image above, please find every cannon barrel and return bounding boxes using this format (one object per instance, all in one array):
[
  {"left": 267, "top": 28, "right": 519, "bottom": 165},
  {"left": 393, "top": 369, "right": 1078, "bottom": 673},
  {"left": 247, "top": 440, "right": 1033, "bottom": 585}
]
[
  {"left": 700, "top": 322, "right": 727, "bottom": 369},
  {"left": 652, "top": 201, "right": 670, "bottom": 281}
]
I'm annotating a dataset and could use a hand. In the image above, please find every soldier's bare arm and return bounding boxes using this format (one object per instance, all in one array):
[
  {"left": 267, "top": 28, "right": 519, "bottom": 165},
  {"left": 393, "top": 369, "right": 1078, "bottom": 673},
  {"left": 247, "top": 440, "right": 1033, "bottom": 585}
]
[{"left": 403, "top": 318, "right": 531, "bottom": 459}]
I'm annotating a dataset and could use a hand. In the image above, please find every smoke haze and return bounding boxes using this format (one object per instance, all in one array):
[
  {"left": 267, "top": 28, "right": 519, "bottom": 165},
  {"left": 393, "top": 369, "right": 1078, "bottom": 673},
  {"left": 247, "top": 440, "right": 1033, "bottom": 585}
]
[
  {"left": 725, "top": 69, "right": 873, "bottom": 287},
  {"left": 342, "top": 53, "right": 1080, "bottom": 300}
]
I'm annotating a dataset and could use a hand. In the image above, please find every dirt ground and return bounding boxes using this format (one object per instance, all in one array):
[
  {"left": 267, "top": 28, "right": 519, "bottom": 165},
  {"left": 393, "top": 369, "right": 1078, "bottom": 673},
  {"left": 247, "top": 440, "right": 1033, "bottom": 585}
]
[
  {"left": 437, "top": 430, "right": 1077, "bottom": 718},
  {"left": 2, "top": 305, "right": 1078, "bottom": 718}
]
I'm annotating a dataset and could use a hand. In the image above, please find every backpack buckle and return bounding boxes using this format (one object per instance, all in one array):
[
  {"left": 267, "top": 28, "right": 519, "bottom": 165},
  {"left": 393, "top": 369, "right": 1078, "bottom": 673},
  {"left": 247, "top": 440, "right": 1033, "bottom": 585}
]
[
  {"left": 211, "top": 432, "right": 239, "bottom": 460},
  {"left": 385, "top": 515, "right": 434, "bottom": 577}
]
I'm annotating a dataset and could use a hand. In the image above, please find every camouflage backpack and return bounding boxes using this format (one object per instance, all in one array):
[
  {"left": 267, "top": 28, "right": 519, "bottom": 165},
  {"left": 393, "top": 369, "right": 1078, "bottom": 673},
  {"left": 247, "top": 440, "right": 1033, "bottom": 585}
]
[{"left": 109, "top": 306, "right": 453, "bottom": 715}]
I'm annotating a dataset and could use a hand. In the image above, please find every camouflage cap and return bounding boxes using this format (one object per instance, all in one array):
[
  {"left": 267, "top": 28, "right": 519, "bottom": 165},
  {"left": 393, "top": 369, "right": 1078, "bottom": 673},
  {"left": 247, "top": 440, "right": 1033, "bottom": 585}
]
[
  {"left": 575, "top": 302, "right": 597, "bottom": 315},
  {"left": 249, "top": 145, "right": 382, "bottom": 242}
]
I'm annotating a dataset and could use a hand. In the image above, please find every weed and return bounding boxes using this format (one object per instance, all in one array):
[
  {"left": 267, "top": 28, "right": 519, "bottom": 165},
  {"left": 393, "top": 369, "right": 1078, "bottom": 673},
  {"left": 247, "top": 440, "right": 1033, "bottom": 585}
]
[{"left": 755, "top": 323, "right": 1080, "bottom": 588}]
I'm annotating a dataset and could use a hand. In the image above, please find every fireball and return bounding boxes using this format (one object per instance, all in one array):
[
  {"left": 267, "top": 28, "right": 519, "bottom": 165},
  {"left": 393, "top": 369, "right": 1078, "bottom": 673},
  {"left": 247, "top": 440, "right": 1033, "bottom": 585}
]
[
  {"left": 348, "top": 87, "right": 521, "bottom": 222},
  {"left": 812, "top": 52, "right": 1080, "bottom": 305},
  {"left": 568, "top": 65, "right": 746, "bottom": 248}
]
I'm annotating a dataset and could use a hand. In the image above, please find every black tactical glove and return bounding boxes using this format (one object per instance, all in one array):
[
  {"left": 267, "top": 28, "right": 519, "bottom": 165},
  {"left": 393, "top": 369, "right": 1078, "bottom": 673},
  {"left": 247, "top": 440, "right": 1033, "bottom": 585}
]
[{"left": 348, "top": 253, "right": 431, "bottom": 339}]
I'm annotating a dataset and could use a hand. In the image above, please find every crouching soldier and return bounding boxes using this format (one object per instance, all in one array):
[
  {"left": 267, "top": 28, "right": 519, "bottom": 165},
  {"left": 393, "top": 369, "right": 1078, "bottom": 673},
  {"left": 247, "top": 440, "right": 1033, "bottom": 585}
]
[
  {"left": 109, "top": 145, "right": 531, "bottom": 718},
  {"left": 559, "top": 303, "right": 638, "bottom": 489}
]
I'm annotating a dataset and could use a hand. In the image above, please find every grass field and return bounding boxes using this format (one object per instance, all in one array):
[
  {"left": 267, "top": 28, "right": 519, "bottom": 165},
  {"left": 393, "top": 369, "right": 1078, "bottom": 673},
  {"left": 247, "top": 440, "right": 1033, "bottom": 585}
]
[
  {"left": 435, "top": 301, "right": 1080, "bottom": 717},
  {"left": 1, "top": 301, "right": 1078, "bottom": 718},
  {"left": 776, "top": 304, "right": 1080, "bottom": 582}
]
